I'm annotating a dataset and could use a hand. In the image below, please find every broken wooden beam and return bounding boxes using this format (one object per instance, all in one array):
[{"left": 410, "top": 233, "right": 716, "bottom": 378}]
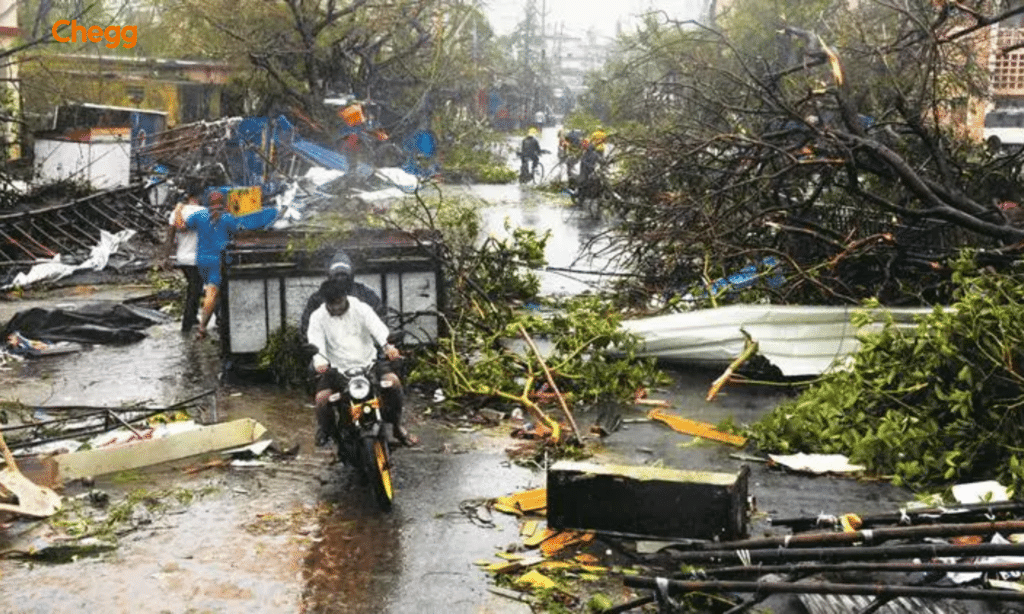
[
  {"left": 647, "top": 409, "right": 747, "bottom": 447},
  {"left": 50, "top": 418, "right": 267, "bottom": 482}
]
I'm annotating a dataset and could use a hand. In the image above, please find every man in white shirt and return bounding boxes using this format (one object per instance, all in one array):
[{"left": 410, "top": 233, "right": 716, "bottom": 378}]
[
  {"left": 307, "top": 277, "right": 417, "bottom": 448},
  {"left": 164, "top": 190, "right": 204, "bottom": 333}
]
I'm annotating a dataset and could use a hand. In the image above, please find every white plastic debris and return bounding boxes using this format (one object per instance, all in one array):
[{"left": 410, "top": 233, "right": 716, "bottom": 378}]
[
  {"left": 951, "top": 480, "right": 1009, "bottom": 504},
  {"left": 767, "top": 453, "right": 866, "bottom": 474}
]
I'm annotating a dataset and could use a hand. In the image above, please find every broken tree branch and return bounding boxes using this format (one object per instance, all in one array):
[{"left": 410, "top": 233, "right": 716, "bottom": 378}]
[
  {"left": 517, "top": 324, "right": 582, "bottom": 443},
  {"left": 707, "top": 332, "right": 758, "bottom": 401}
]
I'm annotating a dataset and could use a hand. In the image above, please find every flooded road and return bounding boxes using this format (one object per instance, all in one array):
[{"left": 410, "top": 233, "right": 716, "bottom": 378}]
[{"left": 0, "top": 165, "right": 917, "bottom": 614}]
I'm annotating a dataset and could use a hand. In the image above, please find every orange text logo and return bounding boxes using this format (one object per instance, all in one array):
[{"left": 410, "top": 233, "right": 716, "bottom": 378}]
[{"left": 52, "top": 20, "right": 137, "bottom": 49}]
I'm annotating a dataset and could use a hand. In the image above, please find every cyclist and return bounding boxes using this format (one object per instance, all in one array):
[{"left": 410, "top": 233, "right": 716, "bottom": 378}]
[{"left": 519, "top": 127, "right": 542, "bottom": 182}]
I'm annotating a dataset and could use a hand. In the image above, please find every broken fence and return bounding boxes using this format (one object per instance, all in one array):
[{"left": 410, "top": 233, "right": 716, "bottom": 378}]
[{"left": 0, "top": 184, "right": 162, "bottom": 275}]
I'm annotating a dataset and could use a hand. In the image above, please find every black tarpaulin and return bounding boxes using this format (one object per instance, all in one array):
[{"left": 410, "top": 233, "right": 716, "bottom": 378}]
[{"left": 3, "top": 302, "right": 170, "bottom": 345}]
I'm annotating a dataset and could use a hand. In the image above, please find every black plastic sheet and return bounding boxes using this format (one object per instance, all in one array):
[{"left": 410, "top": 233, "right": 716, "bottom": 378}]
[{"left": 3, "top": 302, "right": 170, "bottom": 346}]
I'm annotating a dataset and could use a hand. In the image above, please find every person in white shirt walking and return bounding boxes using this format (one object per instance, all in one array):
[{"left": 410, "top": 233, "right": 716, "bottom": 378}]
[{"left": 164, "top": 188, "right": 204, "bottom": 333}]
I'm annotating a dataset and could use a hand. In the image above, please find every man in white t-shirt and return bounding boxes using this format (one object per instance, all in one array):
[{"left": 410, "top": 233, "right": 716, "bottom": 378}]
[
  {"left": 307, "top": 276, "right": 417, "bottom": 448},
  {"left": 164, "top": 190, "right": 204, "bottom": 333}
]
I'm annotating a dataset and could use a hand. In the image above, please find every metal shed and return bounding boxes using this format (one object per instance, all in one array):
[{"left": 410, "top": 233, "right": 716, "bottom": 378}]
[{"left": 219, "top": 228, "right": 445, "bottom": 368}]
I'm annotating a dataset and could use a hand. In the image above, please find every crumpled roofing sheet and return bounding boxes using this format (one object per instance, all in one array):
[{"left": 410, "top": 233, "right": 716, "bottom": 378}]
[{"left": 620, "top": 304, "right": 940, "bottom": 377}]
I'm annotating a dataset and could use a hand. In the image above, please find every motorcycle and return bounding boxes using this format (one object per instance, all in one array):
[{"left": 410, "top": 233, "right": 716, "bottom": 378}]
[{"left": 322, "top": 361, "right": 398, "bottom": 512}]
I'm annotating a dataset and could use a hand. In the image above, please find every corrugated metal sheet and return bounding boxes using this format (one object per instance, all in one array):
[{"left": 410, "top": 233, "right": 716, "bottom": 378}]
[
  {"left": 620, "top": 304, "right": 941, "bottom": 377},
  {"left": 799, "top": 593, "right": 967, "bottom": 614},
  {"left": 285, "top": 137, "right": 350, "bottom": 173}
]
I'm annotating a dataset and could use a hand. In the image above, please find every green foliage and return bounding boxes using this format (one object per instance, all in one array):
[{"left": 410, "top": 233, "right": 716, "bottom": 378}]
[
  {"left": 409, "top": 211, "right": 667, "bottom": 417},
  {"left": 749, "top": 252, "right": 1024, "bottom": 492},
  {"left": 434, "top": 110, "right": 516, "bottom": 184},
  {"left": 440, "top": 144, "right": 517, "bottom": 183},
  {"left": 562, "top": 111, "right": 606, "bottom": 135},
  {"left": 257, "top": 324, "right": 309, "bottom": 388}
]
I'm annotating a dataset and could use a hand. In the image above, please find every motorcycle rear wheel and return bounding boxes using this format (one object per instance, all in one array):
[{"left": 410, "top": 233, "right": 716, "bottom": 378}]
[{"left": 363, "top": 436, "right": 394, "bottom": 512}]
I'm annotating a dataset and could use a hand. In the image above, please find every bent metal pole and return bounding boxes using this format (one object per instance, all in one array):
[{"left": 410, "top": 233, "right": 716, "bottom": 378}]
[
  {"left": 770, "top": 500, "right": 1024, "bottom": 530},
  {"left": 668, "top": 541, "right": 1024, "bottom": 564},
  {"left": 624, "top": 576, "right": 1024, "bottom": 602},
  {"left": 708, "top": 519, "right": 1024, "bottom": 550},
  {"left": 695, "top": 560, "right": 1024, "bottom": 577}
]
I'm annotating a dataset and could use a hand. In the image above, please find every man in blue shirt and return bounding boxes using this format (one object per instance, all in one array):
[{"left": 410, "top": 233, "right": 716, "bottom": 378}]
[{"left": 173, "top": 190, "right": 278, "bottom": 339}]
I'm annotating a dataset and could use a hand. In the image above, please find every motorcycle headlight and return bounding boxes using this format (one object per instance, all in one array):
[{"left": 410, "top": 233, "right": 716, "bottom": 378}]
[{"left": 348, "top": 375, "right": 371, "bottom": 400}]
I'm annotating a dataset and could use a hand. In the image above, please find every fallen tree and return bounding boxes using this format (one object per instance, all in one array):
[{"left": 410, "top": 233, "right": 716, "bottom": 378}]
[
  {"left": 748, "top": 252, "right": 1024, "bottom": 492},
  {"left": 392, "top": 194, "right": 667, "bottom": 447}
]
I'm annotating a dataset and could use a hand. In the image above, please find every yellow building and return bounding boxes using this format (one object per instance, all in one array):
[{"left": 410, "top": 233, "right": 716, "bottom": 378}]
[{"left": 20, "top": 53, "right": 229, "bottom": 132}]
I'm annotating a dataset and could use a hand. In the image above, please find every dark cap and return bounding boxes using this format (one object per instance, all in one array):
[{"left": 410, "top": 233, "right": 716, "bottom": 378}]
[{"left": 328, "top": 250, "right": 353, "bottom": 278}]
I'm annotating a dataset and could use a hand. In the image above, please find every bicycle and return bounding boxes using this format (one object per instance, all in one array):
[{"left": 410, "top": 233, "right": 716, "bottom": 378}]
[{"left": 517, "top": 150, "right": 549, "bottom": 184}]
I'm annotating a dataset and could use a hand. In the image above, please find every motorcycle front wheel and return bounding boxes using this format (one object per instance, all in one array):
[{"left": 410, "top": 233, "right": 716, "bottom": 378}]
[{"left": 363, "top": 436, "right": 394, "bottom": 512}]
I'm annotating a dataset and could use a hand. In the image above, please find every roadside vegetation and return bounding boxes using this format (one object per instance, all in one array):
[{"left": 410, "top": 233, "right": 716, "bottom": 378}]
[
  {"left": 574, "top": 1, "right": 1024, "bottom": 310},
  {"left": 432, "top": 110, "right": 517, "bottom": 184},
  {"left": 563, "top": 0, "right": 1024, "bottom": 496},
  {"left": 750, "top": 252, "right": 1024, "bottom": 493},
  {"left": 390, "top": 193, "right": 668, "bottom": 441}
]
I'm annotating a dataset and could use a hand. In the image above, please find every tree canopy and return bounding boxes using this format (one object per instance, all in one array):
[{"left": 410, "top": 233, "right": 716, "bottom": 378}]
[{"left": 584, "top": 0, "right": 1024, "bottom": 307}]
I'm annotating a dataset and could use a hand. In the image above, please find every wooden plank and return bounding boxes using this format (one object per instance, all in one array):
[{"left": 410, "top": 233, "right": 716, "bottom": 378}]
[
  {"left": 51, "top": 418, "right": 268, "bottom": 482},
  {"left": 494, "top": 487, "right": 547, "bottom": 515}
]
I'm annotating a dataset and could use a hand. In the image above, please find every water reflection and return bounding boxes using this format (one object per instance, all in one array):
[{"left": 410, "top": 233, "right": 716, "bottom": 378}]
[
  {"left": 14, "top": 322, "right": 202, "bottom": 407},
  {"left": 465, "top": 183, "right": 616, "bottom": 297},
  {"left": 302, "top": 493, "right": 403, "bottom": 614}
]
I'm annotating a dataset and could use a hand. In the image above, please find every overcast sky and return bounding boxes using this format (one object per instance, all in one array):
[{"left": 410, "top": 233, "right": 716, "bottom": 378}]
[{"left": 483, "top": 0, "right": 706, "bottom": 38}]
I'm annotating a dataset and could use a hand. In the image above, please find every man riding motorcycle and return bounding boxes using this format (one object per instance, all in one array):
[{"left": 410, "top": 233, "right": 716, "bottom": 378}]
[{"left": 307, "top": 276, "right": 418, "bottom": 449}]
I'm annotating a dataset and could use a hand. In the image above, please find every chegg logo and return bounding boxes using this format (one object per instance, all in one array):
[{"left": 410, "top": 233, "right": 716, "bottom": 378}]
[{"left": 52, "top": 20, "right": 138, "bottom": 49}]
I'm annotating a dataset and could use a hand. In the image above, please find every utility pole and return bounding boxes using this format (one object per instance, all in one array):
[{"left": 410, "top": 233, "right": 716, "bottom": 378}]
[{"left": 519, "top": 0, "right": 549, "bottom": 128}]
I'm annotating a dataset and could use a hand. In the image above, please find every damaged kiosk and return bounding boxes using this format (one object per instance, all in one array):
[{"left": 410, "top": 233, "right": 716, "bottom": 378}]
[{"left": 218, "top": 227, "right": 445, "bottom": 379}]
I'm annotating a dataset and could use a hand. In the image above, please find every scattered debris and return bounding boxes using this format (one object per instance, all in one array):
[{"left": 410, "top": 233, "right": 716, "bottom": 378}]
[
  {"left": 590, "top": 408, "right": 622, "bottom": 438},
  {"left": 486, "top": 585, "right": 535, "bottom": 605},
  {"left": 493, "top": 487, "right": 546, "bottom": 516},
  {"left": 647, "top": 408, "right": 747, "bottom": 447},
  {"left": 477, "top": 408, "right": 504, "bottom": 423},
  {"left": 516, "top": 569, "right": 557, "bottom": 589},
  {"left": 0, "top": 428, "right": 62, "bottom": 518},
  {"left": 952, "top": 480, "right": 1010, "bottom": 504},
  {"left": 767, "top": 452, "right": 866, "bottom": 475},
  {"left": 0, "top": 185, "right": 162, "bottom": 286}
]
